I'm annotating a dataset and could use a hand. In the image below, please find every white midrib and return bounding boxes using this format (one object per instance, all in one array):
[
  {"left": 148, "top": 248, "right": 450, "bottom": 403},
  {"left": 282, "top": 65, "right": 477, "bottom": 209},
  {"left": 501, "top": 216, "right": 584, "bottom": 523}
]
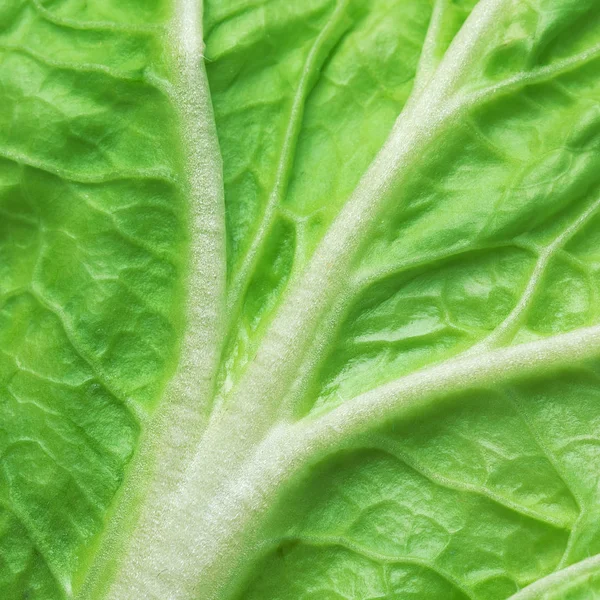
[
  {"left": 96, "top": 321, "right": 600, "bottom": 600},
  {"left": 79, "top": 0, "right": 227, "bottom": 598},
  {"left": 184, "top": 324, "right": 600, "bottom": 600}
]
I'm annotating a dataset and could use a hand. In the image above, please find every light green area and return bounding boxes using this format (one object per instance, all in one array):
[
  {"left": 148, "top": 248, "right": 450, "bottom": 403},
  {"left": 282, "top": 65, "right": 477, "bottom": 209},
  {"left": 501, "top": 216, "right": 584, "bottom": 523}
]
[
  {"left": 0, "top": 0, "right": 185, "bottom": 597},
  {"left": 4, "top": 0, "right": 600, "bottom": 599}
]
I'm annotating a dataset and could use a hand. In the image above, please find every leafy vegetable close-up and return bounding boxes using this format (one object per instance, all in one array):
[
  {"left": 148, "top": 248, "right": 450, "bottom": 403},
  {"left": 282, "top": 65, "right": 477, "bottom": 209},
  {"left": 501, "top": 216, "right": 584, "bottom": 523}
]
[{"left": 2, "top": 0, "right": 600, "bottom": 598}]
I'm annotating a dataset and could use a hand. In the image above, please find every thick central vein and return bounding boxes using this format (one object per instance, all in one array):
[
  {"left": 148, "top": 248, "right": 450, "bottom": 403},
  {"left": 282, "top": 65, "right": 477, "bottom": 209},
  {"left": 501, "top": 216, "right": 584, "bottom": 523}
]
[{"left": 80, "top": 1, "right": 227, "bottom": 598}]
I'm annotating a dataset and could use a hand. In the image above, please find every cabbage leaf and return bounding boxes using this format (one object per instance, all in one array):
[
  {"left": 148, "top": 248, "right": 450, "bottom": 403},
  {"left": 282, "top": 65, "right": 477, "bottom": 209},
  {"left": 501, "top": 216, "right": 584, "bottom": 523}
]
[{"left": 2, "top": 0, "right": 600, "bottom": 599}]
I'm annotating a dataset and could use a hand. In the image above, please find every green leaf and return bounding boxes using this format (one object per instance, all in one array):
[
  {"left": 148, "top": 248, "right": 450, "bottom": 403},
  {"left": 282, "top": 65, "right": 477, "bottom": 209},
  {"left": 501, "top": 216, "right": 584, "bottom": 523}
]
[{"left": 3, "top": 0, "right": 600, "bottom": 599}]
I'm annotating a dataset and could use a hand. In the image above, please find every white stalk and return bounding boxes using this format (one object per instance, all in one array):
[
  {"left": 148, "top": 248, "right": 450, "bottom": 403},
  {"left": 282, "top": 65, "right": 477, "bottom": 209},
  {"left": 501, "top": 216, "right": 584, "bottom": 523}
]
[{"left": 79, "top": 0, "right": 227, "bottom": 597}]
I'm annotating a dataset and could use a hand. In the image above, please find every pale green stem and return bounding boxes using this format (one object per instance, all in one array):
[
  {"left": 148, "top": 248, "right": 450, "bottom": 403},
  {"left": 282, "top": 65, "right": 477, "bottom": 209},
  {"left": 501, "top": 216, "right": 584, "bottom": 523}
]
[{"left": 79, "top": 0, "right": 227, "bottom": 597}]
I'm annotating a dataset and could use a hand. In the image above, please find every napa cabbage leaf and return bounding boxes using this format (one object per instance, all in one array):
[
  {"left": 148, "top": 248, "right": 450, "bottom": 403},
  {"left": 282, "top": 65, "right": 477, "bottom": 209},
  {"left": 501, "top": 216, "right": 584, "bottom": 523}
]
[{"left": 2, "top": 0, "right": 600, "bottom": 599}]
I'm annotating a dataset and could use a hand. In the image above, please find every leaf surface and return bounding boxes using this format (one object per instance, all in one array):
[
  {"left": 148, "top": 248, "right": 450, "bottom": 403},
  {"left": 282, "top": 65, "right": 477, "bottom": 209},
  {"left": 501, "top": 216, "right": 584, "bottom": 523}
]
[{"left": 3, "top": 1, "right": 600, "bottom": 599}]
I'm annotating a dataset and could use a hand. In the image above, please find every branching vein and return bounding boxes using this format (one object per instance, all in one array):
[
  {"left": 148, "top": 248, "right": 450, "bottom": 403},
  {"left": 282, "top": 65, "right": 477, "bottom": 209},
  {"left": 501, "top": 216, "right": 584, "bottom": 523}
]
[{"left": 304, "top": 324, "right": 600, "bottom": 449}]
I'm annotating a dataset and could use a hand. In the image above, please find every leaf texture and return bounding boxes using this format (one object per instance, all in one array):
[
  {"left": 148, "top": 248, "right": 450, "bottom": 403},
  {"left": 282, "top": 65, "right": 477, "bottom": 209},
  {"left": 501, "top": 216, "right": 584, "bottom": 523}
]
[{"left": 3, "top": 0, "right": 600, "bottom": 599}]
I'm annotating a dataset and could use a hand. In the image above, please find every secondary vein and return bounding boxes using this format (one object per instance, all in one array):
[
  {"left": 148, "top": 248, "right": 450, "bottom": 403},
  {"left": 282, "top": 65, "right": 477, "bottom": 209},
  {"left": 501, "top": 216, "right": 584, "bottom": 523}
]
[
  {"left": 303, "top": 323, "right": 600, "bottom": 449},
  {"left": 410, "top": 0, "right": 449, "bottom": 99},
  {"left": 472, "top": 195, "right": 600, "bottom": 351},
  {"left": 224, "top": 0, "right": 353, "bottom": 330}
]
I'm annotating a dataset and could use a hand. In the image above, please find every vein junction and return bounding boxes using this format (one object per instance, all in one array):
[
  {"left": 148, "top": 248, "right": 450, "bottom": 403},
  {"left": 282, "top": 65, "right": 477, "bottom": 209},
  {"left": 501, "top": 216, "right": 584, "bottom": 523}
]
[{"left": 87, "top": 0, "right": 600, "bottom": 598}]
